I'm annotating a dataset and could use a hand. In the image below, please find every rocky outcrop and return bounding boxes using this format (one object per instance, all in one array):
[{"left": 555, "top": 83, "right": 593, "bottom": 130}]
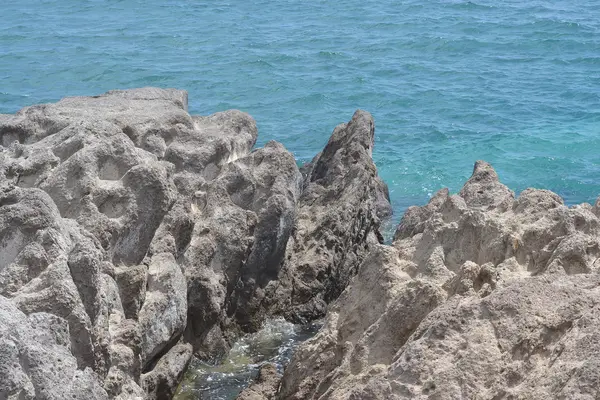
[
  {"left": 178, "top": 140, "right": 303, "bottom": 357},
  {"left": 0, "top": 89, "right": 389, "bottom": 399},
  {"left": 278, "top": 161, "right": 600, "bottom": 399},
  {"left": 141, "top": 343, "right": 193, "bottom": 400},
  {"left": 8, "top": 89, "right": 598, "bottom": 400},
  {"left": 263, "top": 110, "right": 392, "bottom": 323}
]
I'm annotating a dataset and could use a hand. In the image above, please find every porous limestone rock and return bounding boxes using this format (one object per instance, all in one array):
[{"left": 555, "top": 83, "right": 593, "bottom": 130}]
[
  {"left": 236, "top": 363, "right": 282, "bottom": 400},
  {"left": 264, "top": 110, "right": 391, "bottom": 323},
  {"left": 278, "top": 160, "right": 600, "bottom": 400},
  {"left": 0, "top": 89, "right": 389, "bottom": 399},
  {"left": 0, "top": 295, "right": 108, "bottom": 400},
  {"left": 138, "top": 253, "right": 187, "bottom": 368},
  {"left": 159, "top": 139, "right": 304, "bottom": 358},
  {"left": 141, "top": 342, "right": 193, "bottom": 400},
  {"left": 0, "top": 88, "right": 272, "bottom": 398}
]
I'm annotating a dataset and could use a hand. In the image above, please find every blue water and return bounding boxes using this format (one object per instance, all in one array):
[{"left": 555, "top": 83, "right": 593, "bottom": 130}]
[{"left": 2, "top": 0, "right": 600, "bottom": 222}]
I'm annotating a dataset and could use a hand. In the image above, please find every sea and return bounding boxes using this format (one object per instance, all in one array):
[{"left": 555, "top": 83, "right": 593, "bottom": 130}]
[{"left": 2, "top": 0, "right": 600, "bottom": 227}]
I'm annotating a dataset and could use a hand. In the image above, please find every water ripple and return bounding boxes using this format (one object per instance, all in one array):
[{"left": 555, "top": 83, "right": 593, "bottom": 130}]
[{"left": 1, "top": 0, "right": 600, "bottom": 218}]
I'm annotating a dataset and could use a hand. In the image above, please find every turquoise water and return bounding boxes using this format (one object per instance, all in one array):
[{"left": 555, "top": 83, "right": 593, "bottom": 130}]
[{"left": 2, "top": 0, "right": 600, "bottom": 221}]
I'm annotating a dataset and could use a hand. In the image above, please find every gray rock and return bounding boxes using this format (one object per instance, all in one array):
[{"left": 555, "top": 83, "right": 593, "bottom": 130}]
[
  {"left": 236, "top": 363, "right": 282, "bottom": 400},
  {"left": 0, "top": 88, "right": 261, "bottom": 398},
  {"left": 0, "top": 90, "right": 391, "bottom": 399},
  {"left": 0, "top": 296, "right": 108, "bottom": 400},
  {"left": 114, "top": 264, "right": 147, "bottom": 320},
  {"left": 278, "top": 161, "right": 600, "bottom": 400},
  {"left": 178, "top": 140, "right": 303, "bottom": 356},
  {"left": 265, "top": 110, "right": 391, "bottom": 323},
  {"left": 0, "top": 186, "right": 99, "bottom": 371},
  {"left": 138, "top": 253, "right": 187, "bottom": 369},
  {"left": 141, "top": 343, "right": 193, "bottom": 400}
]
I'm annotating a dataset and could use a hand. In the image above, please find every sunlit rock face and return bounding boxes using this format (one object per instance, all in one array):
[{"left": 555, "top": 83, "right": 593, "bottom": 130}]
[
  {"left": 0, "top": 89, "right": 389, "bottom": 399},
  {"left": 261, "top": 110, "right": 392, "bottom": 325},
  {"left": 277, "top": 161, "right": 600, "bottom": 400}
]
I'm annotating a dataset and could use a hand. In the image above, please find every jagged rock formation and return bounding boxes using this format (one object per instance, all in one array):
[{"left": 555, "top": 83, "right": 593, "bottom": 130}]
[
  {"left": 257, "top": 110, "right": 391, "bottom": 324},
  {"left": 0, "top": 89, "right": 388, "bottom": 399},
  {"left": 276, "top": 160, "right": 600, "bottom": 400}
]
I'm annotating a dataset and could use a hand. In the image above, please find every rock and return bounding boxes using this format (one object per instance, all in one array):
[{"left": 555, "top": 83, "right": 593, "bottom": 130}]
[
  {"left": 236, "top": 363, "right": 282, "bottom": 400},
  {"left": 173, "top": 139, "right": 302, "bottom": 357},
  {"left": 138, "top": 253, "right": 187, "bottom": 369},
  {"left": 278, "top": 161, "right": 600, "bottom": 399},
  {"left": 0, "top": 88, "right": 262, "bottom": 398},
  {"left": 4, "top": 89, "right": 600, "bottom": 400},
  {"left": 277, "top": 245, "right": 446, "bottom": 400},
  {"left": 265, "top": 110, "right": 391, "bottom": 323},
  {"left": 141, "top": 343, "right": 193, "bottom": 400},
  {"left": 394, "top": 187, "right": 449, "bottom": 241},
  {"left": 0, "top": 90, "right": 391, "bottom": 399},
  {"left": 0, "top": 296, "right": 108, "bottom": 400},
  {"left": 0, "top": 186, "right": 99, "bottom": 371},
  {"left": 458, "top": 160, "right": 514, "bottom": 211},
  {"left": 385, "top": 275, "right": 600, "bottom": 399},
  {"left": 227, "top": 141, "right": 304, "bottom": 331},
  {"left": 114, "top": 264, "right": 147, "bottom": 320}
]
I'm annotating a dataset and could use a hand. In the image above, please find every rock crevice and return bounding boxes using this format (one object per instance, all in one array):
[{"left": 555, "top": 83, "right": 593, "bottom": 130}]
[{"left": 0, "top": 88, "right": 388, "bottom": 399}]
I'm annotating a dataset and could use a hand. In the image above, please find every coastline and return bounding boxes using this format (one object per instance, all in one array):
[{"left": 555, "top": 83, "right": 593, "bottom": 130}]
[{"left": 2, "top": 88, "right": 600, "bottom": 399}]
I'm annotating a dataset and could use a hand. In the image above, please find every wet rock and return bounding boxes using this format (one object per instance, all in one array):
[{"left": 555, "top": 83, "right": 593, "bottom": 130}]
[
  {"left": 236, "top": 363, "right": 282, "bottom": 400},
  {"left": 279, "top": 161, "right": 600, "bottom": 399}
]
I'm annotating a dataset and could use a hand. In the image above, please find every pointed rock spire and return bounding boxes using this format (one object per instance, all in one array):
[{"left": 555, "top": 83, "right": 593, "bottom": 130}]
[{"left": 458, "top": 160, "right": 514, "bottom": 211}]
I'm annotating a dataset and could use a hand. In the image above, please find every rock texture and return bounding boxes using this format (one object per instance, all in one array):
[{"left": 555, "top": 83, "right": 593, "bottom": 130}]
[
  {"left": 264, "top": 110, "right": 391, "bottom": 323},
  {"left": 0, "top": 89, "right": 388, "bottom": 399},
  {"left": 278, "top": 160, "right": 600, "bottom": 399},
  {"left": 0, "top": 295, "right": 108, "bottom": 400},
  {"left": 236, "top": 363, "right": 282, "bottom": 400}
]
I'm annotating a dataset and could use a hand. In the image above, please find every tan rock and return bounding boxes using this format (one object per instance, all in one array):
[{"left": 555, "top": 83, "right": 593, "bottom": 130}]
[{"left": 279, "top": 161, "right": 600, "bottom": 400}]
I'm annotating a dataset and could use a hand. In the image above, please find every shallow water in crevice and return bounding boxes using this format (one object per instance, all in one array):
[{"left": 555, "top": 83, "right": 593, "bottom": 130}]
[{"left": 174, "top": 319, "right": 320, "bottom": 400}]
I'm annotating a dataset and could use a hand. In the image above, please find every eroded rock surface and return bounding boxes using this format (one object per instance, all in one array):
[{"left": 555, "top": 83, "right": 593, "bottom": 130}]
[
  {"left": 236, "top": 363, "right": 282, "bottom": 400},
  {"left": 0, "top": 295, "right": 108, "bottom": 400},
  {"left": 0, "top": 89, "right": 389, "bottom": 399},
  {"left": 264, "top": 110, "right": 391, "bottom": 323},
  {"left": 278, "top": 161, "right": 600, "bottom": 400}
]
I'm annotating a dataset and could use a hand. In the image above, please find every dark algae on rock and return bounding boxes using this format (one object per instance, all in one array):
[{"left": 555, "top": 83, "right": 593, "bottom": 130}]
[{"left": 0, "top": 88, "right": 388, "bottom": 399}]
